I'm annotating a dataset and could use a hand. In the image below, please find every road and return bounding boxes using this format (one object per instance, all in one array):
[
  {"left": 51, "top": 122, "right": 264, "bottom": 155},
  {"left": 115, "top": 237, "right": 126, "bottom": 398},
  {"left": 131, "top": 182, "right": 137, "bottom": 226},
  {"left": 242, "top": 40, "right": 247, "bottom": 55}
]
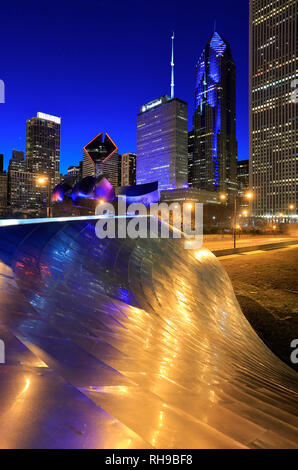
[
  {"left": 220, "top": 244, "right": 298, "bottom": 369},
  {"left": 203, "top": 234, "right": 298, "bottom": 251}
]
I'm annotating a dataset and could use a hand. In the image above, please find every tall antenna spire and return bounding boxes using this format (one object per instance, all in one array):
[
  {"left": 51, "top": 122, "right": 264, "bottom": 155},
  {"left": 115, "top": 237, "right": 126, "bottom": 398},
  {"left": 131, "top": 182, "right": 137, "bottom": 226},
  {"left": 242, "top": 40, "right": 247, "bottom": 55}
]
[{"left": 171, "top": 32, "right": 175, "bottom": 99}]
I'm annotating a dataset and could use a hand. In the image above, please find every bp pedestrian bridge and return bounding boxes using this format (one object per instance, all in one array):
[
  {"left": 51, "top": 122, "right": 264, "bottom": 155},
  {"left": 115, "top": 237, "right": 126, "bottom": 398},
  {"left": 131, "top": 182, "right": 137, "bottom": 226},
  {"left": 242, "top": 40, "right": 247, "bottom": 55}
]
[{"left": 0, "top": 217, "right": 297, "bottom": 448}]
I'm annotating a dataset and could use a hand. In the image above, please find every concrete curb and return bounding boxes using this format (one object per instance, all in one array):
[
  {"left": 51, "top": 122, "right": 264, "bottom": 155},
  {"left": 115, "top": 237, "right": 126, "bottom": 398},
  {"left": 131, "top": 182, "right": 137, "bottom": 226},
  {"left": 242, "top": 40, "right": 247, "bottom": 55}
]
[{"left": 212, "top": 239, "right": 298, "bottom": 258}]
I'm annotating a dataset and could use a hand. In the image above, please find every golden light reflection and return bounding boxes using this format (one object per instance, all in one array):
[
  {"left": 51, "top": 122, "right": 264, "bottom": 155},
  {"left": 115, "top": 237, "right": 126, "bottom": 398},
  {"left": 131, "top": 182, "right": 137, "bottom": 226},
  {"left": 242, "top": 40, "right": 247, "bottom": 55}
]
[
  {"left": 151, "top": 409, "right": 166, "bottom": 447},
  {"left": 194, "top": 249, "right": 211, "bottom": 261},
  {"left": 22, "top": 378, "right": 30, "bottom": 394},
  {"left": 159, "top": 411, "right": 164, "bottom": 427},
  {"left": 92, "top": 385, "right": 129, "bottom": 394}
]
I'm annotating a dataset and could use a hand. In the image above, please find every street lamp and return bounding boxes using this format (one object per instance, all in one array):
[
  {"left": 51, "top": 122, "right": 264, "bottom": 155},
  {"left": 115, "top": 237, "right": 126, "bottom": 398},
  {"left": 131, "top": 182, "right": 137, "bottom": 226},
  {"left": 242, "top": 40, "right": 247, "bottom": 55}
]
[
  {"left": 37, "top": 175, "right": 51, "bottom": 217},
  {"left": 232, "top": 191, "right": 253, "bottom": 249},
  {"left": 288, "top": 204, "right": 296, "bottom": 223}
]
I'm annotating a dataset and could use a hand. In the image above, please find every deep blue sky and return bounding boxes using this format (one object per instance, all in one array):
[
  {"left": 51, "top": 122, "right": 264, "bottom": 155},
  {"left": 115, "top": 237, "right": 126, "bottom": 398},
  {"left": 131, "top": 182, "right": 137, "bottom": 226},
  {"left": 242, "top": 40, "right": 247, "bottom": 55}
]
[{"left": 0, "top": 0, "right": 249, "bottom": 173}]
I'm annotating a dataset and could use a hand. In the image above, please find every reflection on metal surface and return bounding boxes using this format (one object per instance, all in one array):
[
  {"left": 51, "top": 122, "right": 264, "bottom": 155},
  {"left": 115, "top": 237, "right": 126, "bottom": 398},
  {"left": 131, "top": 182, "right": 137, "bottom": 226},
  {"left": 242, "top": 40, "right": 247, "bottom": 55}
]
[{"left": 0, "top": 218, "right": 297, "bottom": 449}]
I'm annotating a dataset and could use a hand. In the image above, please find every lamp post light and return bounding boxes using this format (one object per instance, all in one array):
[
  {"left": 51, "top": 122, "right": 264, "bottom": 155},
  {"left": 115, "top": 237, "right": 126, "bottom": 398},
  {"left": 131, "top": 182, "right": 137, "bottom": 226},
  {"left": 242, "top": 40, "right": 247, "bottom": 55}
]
[
  {"left": 219, "top": 194, "right": 228, "bottom": 238},
  {"left": 219, "top": 192, "right": 253, "bottom": 249},
  {"left": 288, "top": 204, "right": 295, "bottom": 223},
  {"left": 37, "top": 176, "right": 51, "bottom": 218}
]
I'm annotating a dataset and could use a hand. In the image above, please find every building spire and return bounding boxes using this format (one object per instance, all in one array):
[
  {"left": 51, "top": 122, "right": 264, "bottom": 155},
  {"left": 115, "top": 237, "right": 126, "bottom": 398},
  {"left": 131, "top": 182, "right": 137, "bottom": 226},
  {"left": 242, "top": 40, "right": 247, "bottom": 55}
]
[{"left": 171, "top": 32, "right": 175, "bottom": 99}]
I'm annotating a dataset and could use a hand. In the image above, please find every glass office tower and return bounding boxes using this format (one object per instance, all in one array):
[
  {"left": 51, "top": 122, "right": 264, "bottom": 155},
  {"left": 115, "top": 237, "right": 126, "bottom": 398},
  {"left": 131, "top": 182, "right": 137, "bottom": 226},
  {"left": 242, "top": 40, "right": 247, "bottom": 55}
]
[
  {"left": 193, "top": 31, "right": 238, "bottom": 194},
  {"left": 26, "top": 112, "right": 61, "bottom": 190},
  {"left": 249, "top": 0, "right": 297, "bottom": 218},
  {"left": 136, "top": 95, "right": 188, "bottom": 191}
]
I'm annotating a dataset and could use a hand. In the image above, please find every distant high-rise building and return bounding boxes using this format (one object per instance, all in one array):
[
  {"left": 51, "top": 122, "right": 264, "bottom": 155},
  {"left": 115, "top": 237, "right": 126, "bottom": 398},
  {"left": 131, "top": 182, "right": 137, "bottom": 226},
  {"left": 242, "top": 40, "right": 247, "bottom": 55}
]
[
  {"left": 26, "top": 112, "right": 61, "bottom": 190},
  {"left": 137, "top": 95, "right": 188, "bottom": 190},
  {"left": 8, "top": 169, "right": 36, "bottom": 213},
  {"left": 67, "top": 165, "right": 81, "bottom": 181},
  {"left": 8, "top": 150, "right": 40, "bottom": 214},
  {"left": 8, "top": 150, "right": 26, "bottom": 171},
  {"left": 237, "top": 159, "right": 249, "bottom": 194},
  {"left": 188, "top": 130, "right": 194, "bottom": 186},
  {"left": 121, "top": 153, "right": 136, "bottom": 186},
  {"left": 249, "top": 0, "right": 297, "bottom": 217},
  {"left": 0, "top": 164, "right": 7, "bottom": 217},
  {"left": 193, "top": 31, "right": 238, "bottom": 194},
  {"left": 12, "top": 150, "right": 25, "bottom": 163},
  {"left": 102, "top": 151, "right": 120, "bottom": 187},
  {"left": 82, "top": 132, "right": 119, "bottom": 186}
]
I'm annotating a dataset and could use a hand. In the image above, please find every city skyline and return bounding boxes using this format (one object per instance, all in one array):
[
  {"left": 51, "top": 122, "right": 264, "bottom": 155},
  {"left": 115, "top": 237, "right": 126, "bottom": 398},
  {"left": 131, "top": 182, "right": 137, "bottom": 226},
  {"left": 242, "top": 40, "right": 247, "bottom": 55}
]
[{"left": 0, "top": 0, "right": 249, "bottom": 173}]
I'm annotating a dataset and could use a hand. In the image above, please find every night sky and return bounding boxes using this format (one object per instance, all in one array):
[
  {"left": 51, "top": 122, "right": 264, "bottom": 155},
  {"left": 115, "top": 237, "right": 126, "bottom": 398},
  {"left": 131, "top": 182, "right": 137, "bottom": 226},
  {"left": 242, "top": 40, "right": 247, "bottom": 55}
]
[{"left": 0, "top": 0, "right": 249, "bottom": 173}]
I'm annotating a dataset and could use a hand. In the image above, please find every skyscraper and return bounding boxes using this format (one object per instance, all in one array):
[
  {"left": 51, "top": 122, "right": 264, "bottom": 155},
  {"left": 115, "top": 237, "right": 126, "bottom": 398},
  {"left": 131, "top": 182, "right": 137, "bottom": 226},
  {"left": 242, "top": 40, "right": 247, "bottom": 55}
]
[
  {"left": 82, "top": 132, "right": 119, "bottom": 187},
  {"left": 26, "top": 112, "right": 61, "bottom": 190},
  {"left": 121, "top": 153, "right": 136, "bottom": 186},
  {"left": 136, "top": 34, "right": 188, "bottom": 191},
  {"left": 67, "top": 165, "right": 82, "bottom": 182},
  {"left": 188, "top": 130, "right": 194, "bottom": 186},
  {"left": 12, "top": 150, "right": 25, "bottom": 163},
  {"left": 136, "top": 95, "right": 188, "bottom": 190},
  {"left": 8, "top": 150, "right": 37, "bottom": 214},
  {"left": 8, "top": 150, "right": 26, "bottom": 172},
  {"left": 249, "top": 0, "right": 297, "bottom": 217},
  {"left": 0, "top": 156, "right": 7, "bottom": 217},
  {"left": 193, "top": 31, "right": 238, "bottom": 194},
  {"left": 237, "top": 159, "right": 249, "bottom": 195}
]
